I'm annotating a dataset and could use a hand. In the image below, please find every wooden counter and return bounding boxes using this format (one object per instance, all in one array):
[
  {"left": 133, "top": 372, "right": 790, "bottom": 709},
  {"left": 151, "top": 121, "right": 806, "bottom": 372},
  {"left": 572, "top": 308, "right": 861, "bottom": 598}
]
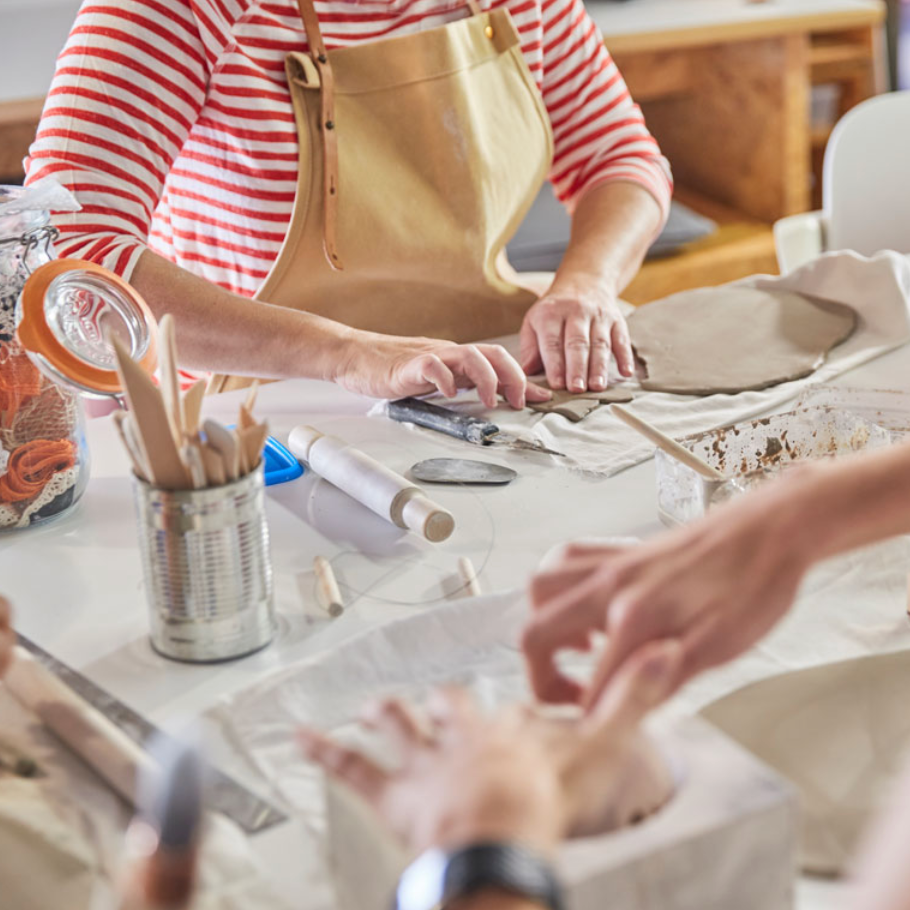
[{"left": 594, "top": 0, "right": 887, "bottom": 300}]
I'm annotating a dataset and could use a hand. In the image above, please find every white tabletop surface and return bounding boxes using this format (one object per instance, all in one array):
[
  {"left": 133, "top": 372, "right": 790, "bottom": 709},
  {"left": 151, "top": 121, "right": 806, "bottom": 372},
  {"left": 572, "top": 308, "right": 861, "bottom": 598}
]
[{"left": 3, "top": 341, "right": 909, "bottom": 909}]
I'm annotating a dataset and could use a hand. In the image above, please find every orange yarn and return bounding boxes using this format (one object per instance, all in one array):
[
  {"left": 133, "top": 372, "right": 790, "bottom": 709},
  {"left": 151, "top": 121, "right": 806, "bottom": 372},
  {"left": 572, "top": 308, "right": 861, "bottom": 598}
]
[
  {"left": 0, "top": 348, "right": 43, "bottom": 426},
  {"left": 0, "top": 439, "right": 76, "bottom": 503}
]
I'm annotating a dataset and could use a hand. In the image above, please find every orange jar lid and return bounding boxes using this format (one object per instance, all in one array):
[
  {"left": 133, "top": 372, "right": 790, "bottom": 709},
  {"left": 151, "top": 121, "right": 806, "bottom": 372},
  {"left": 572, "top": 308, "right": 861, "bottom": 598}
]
[{"left": 16, "top": 259, "right": 157, "bottom": 396}]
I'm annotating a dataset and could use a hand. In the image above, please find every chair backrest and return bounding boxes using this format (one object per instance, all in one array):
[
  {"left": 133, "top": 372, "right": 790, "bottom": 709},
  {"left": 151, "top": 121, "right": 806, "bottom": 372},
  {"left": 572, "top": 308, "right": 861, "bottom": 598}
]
[{"left": 823, "top": 91, "right": 910, "bottom": 257}]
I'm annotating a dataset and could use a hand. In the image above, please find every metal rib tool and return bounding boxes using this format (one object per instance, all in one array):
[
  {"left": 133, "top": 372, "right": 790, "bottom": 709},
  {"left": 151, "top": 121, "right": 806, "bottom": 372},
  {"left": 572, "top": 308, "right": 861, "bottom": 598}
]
[{"left": 15, "top": 634, "right": 287, "bottom": 835}]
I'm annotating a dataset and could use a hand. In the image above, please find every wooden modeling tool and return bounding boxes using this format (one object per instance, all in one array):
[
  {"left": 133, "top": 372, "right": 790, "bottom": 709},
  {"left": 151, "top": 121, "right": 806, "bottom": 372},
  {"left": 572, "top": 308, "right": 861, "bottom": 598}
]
[
  {"left": 182, "top": 379, "right": 207, "bottom": 437},
  {"left": 113, "top": 410, "right": 148, "bottom": 480},
  {"left": 239, "top": 422, "right": 269, "bottom": 470},
  {"left": 158, "top": 314, "right": 184, "bottom": 445},
  {"left": 611, "top": 404, "right": 726, "bottom": 482},
  {"left": 288, "top": 426, "right": 455, "bottom": 542},
  {"left": 111, "top": 335, "right": 190, "bottom": 489},
  {"left": 181, "top": 443, "right": 206, "bottom": 490},
  {"left": 199, "top": 445, "right": 227, "bottom": 487},
  {"left": 244, "top": 380, "right": 260, "bottom": 414},
  {"left": 236, "top": 427, "right": 250, "bottom": 476},
  {"left": 458, "top": 557, "right": 482, "bottom": 597},
  {"left": 203, "top": 420, "right": 240, "bottom": 481},
  {"left": 314, "top": 555, "right": 344, "bottom": 617}
]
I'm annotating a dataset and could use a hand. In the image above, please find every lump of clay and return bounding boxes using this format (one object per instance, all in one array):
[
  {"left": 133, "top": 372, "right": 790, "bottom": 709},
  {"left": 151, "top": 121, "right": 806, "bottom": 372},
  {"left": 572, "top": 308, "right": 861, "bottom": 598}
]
[{"left": 628, "top": 287, "right": 857, "bottom": 395}]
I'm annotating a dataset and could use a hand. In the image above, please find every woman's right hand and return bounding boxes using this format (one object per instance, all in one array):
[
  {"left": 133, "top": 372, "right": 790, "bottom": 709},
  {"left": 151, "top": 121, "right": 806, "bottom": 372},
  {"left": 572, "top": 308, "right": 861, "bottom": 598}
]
[
  {"left": 332, "top": 333, "right": 551, "bottom": 409},
  {"left": 522, "top": 477, "right": 817, "bottom": 707}
]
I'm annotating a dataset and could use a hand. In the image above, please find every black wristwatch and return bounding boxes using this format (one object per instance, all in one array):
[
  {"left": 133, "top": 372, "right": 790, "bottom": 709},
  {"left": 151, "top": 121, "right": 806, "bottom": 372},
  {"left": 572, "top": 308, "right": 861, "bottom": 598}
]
[{"left": 394, "top": 841, "right": 565, "bottom": 910}]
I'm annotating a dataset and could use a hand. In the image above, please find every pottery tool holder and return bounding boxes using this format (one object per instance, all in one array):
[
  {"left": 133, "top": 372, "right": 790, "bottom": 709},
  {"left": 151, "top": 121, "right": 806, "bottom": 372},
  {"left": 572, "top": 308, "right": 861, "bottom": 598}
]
[
  {"left": 134, "top": 467, "right": 276, "bottom": 663},
  {"left": 288, "top": 425, "right": 455, "bottom": 543},
  {"left": 109, "top": 318, "right": 277, "bottom": 663},
  {"left": 657, "top": 406, "right": 891, "bottom": 526},
  {"left": 326, "top": 715, "right": 798, "bottom": 910}
]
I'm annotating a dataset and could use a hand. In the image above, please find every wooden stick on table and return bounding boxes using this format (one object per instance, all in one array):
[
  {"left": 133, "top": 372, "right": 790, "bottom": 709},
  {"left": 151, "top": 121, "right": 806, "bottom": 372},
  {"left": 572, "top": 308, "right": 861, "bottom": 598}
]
[
  {"left": 611, "top": 405, "right": 726, "bottom": 482},
  {"left": 458, "top": 557, "right": 482, "bottom": 597},
  {"left": 314, "top": 556, "right": 344, "bottom": 617}
]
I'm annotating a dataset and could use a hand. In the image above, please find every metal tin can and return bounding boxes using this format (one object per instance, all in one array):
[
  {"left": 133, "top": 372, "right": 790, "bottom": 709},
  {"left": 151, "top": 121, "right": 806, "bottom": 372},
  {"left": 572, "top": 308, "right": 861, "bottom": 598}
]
[{"left": 133, "top": 465, "right": 276, "bottom": 662}]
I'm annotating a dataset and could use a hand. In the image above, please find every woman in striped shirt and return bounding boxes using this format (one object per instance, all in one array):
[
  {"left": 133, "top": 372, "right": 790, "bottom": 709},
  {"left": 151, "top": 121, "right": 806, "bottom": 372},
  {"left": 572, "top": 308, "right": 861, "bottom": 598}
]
[{"left": 27, "top": 0, "right": 671, "bottom": 403}]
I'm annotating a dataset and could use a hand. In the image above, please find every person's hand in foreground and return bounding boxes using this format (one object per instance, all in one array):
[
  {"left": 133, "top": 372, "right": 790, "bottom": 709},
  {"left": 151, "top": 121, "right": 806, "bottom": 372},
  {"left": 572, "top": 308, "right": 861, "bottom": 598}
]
[
  {"left": 299, "top": 639, "right": 680, "bottom": 862},
  {"left": 0, "top": 596, "right": 13, "bottom": 678},
  {"left": 334, "top": 333, "right": 551, "bottom": 410},
  {"left": 524, "top": 440, "right": 910, "bottom": 708}
]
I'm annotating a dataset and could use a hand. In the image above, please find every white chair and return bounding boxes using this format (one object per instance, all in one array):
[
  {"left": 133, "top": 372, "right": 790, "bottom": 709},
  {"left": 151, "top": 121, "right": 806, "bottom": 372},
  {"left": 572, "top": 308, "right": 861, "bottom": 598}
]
[{"left": 774, "top": 91, "right": 910, "bottom": 273}]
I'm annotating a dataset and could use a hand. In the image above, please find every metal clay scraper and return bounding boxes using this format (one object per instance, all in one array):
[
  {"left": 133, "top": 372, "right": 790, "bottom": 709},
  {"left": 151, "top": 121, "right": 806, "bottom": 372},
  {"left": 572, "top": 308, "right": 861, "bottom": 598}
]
[
  {"left": 12, "top": 634, "right": 288, "bottom": 835},
  {"left": 388, "top": 397, "right": 565, "bottom": 457},
  {"left": 411, "top": 458, "right": 518, "bottom": 485}
]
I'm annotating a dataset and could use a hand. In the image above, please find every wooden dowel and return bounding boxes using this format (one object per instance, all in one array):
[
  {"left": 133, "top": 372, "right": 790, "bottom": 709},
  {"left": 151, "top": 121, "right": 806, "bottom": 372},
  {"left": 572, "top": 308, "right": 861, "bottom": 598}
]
[
  {"left": 314, "top": 556, "right": 344, "bottom": 617},
  {"left": 612, "top": 405, "right": 726, "bottom": 481},
  {"left": 458, "top": 557, "right": 482, "bottom": 597}
]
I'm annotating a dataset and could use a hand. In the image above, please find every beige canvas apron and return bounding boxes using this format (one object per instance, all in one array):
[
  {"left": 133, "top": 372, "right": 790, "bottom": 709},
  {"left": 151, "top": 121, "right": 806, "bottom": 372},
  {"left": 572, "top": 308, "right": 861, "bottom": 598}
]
[{"left": 210, "top": 0, "right": 553, "bottom": 392}]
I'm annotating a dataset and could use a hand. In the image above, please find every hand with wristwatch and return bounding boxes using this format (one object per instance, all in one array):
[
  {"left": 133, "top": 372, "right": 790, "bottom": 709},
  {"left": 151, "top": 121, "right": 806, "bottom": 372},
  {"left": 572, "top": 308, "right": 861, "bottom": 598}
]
[{"left": 298, "top": 638, "right": 681, "bottom": 910}]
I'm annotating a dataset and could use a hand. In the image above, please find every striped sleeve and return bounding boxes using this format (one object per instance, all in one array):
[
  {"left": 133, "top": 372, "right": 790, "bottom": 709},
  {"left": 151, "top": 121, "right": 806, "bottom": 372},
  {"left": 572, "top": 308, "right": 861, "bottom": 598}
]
[
  {"left": 540, "top": 0, "right": 672, "bottom": 221},
  {"left": 25, "top": 0, "right": 210, "bottom": 279}
]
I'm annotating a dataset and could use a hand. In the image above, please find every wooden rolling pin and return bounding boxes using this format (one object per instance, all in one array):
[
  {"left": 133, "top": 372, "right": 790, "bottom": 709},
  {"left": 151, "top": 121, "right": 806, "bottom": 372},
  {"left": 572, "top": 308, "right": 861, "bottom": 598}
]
[
  {"left": 5, "top": 646, "right": 153, "bottom": 803},
  {"left": 288, "top": 426, "right": 455, "bottom": 542}
]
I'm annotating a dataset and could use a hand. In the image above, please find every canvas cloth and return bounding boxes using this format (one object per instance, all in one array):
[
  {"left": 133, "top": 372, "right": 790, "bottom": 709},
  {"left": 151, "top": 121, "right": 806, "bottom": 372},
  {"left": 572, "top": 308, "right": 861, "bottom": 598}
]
[{"left": 392, "top": 251, "right": 910, "bottom": 476}]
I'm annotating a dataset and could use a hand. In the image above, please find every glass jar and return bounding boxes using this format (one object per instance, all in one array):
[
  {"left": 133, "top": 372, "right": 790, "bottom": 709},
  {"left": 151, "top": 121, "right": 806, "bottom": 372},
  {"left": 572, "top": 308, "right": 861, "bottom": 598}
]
[{"left": 0, "top": 186, "right": 89, "bottom": 530}]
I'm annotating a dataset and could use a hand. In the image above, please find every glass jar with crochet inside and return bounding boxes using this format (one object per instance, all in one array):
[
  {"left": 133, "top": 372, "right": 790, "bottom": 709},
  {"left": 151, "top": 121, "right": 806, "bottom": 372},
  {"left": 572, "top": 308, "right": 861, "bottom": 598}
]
[{"left": 0, "top": 186, "right": 89, "bottom": 530}]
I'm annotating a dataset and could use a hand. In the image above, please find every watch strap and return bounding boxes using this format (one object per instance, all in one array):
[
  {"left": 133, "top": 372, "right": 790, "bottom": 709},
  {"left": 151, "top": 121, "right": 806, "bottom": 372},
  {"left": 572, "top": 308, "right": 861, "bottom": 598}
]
[{"left": 441, "top": 842, "right": 564, "bottom": 910}]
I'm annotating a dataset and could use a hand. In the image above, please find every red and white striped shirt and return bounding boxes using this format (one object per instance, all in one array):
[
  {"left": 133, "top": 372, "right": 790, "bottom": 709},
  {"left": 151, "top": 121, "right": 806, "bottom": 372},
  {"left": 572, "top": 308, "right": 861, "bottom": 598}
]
[{"left": 26, "top": 0, "right": 672, "bottom": 298}]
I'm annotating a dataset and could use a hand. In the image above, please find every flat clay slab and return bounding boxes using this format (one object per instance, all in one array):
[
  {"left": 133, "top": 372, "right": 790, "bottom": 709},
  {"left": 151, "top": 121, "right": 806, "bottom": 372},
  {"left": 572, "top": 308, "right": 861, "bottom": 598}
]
[{"left": 628, "top": 287, "right": 857, "bottom": 396}]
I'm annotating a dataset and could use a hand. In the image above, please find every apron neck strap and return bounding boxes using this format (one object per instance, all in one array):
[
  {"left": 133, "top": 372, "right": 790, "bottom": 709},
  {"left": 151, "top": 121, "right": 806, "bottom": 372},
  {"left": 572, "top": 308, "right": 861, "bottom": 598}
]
[
  {"left": 295, "top": 0, "right": 329, "bottom": 66},
  {"left": 295, "top": 0, "right": 485, "bottom": 53}
]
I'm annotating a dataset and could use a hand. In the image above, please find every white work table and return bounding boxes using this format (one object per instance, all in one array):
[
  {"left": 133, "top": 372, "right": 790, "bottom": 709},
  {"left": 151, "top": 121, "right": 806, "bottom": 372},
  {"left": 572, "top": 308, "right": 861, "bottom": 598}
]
[{"left": 3, "top": 341, "right": 910, "bottom": 909}]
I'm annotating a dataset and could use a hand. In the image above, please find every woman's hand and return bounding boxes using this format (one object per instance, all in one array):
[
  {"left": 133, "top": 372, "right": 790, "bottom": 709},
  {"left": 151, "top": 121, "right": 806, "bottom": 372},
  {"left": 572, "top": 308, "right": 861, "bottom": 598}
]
[
  {"left": 518, "top": 276, "right": 634, "bottom": 394},
  {"left": 0, "top": 596, "right": 13, "bottom": 678},
  {"left": 522, "top": 481, "right": 816, "bottom": 707},
  {"left": 334, "top": 333, "right": 551, "bottom": 409},
  {"left": 298, "top": 640, "right": 680, "bottom": 858}
]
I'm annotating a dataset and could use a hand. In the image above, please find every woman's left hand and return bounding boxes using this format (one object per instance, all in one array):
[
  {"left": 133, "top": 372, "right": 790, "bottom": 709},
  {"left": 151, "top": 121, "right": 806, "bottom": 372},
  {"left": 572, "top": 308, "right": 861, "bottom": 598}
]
[
  {"left": 298, "top": 639, "right": 680, "bottom": 858},
  {"left": 519, "top": 276, "right": 634, "bottom": 393}
]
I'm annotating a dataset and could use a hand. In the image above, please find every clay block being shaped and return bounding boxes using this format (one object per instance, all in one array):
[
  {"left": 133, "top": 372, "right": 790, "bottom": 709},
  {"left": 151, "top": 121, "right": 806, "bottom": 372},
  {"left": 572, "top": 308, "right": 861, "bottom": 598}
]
[
  {"left": 325, "top": 715, "right": 797, "bottom": 910},
  {"left": 701, "top": 650, "right": 910, "bottom": 876}
]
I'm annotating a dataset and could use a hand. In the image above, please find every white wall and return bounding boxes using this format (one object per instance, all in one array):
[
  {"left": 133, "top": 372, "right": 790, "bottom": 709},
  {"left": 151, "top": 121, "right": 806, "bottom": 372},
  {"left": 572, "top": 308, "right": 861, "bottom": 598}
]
[{"left": 0, "top": 0, "right": 83, "bottom": 102}]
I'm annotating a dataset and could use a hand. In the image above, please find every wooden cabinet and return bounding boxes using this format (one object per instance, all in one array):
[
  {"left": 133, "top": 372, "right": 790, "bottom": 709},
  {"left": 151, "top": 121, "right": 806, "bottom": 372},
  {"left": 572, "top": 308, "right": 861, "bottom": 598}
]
[{"left": 591, "top": 0, "right": 887, "bottom": 303}]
